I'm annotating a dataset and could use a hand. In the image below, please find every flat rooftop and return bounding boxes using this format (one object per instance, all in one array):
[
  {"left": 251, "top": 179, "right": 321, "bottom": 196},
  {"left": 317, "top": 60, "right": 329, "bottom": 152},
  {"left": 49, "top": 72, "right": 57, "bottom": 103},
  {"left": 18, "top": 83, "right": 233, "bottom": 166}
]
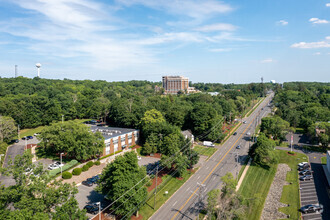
[{"left": 90, "top": 126, "right": 137, "bottom": 140}]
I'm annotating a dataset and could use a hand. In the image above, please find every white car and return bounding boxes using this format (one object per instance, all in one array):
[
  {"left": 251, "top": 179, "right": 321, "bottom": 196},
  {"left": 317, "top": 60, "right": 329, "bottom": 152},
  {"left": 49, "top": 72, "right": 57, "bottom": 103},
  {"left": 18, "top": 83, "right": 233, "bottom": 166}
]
[
  {"left": 247, "top": 132, "right": 251, "bottom": 135},
  {"left": 53, "top": 161, "right": 64, "bottom": 167},
  {"left": 48, "top": 164, "right": 59, "bottom": 170},
  {"left": 298, "top": 162, "right": 308, "bottom": 167},
  {"left": 137, "top": 156, "right": 142, "bottom": 160}
]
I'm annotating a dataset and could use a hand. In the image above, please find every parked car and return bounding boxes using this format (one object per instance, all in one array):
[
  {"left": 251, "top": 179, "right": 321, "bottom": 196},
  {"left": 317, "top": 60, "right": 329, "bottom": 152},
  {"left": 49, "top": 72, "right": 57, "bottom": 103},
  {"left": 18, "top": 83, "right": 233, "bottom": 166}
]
[
  {"left": 300, "top": 175, "right": 313, "bottom": 181},
  {"left": 233, "top": 132, "right": 237, "bottom": 135},
  {"left": 83, "top": 204, "right": 99, "bottom": 214},
  {"left": 15, "top": 139, "right": 19, "bottom": 143},
  {"left": 53, "top": 161, "right": 64, "bottom": 167},
  {"left": 236, "top": 145, "right": 241, "bottom": 149},
  {"left": 299, "top": 170, "right": 314, "bottom": 176},
  {"left": 48, "top": 164, "right": 59, "bottom": 170},
  {"left": 243, "top": 121, "right": 247, "bottom": 124},
  {"left": 137, "top": 156, "right": 142, "bottom": 160},
  {"left": 27, "top": 136, "right": 33, "bottom": 139},
  {"left": 300, "top": 204, "right": 323, "bottom": 214},
  {"left": 82, "top": 180, "right": 93, "bottom": 187},
  {"left": 298, "top": 162, "right": 308, "bottom": 167},
  {"left": 34, "top": 133, "right": 40, "bottom": 136},
  {"left": 87, "top": 175, "right": 100, "bottom": 184},
  {"left": 22, "top": 137, "right": 27, "bottom": 140},
  {"left": 298, "top": 163, "right": 310, "bottom": 171}
]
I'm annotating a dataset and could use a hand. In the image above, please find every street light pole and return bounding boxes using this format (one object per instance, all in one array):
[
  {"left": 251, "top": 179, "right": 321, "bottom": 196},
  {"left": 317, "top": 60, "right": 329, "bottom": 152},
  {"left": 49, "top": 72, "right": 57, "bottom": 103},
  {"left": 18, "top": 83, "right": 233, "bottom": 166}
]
[
  {"left": 18, "top": 124, "right": 20, "bottom": 140},
  {"left": 95, "top": 202, "right": 101, "bottom": 220},
  {"left": 0, "top": 154, "right": 4, "bottom": 164},
  {"left": 60, "top": 153, "right": 64, "bottom": 176},
  {"left": 62, "top": 115, "right": 64, "bottom": 123}
]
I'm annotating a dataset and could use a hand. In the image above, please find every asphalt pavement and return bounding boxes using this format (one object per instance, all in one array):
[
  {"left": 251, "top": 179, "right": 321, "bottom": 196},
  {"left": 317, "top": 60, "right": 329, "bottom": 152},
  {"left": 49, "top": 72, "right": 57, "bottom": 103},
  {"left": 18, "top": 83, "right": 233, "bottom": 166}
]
[{"left": 150, "top": 94, "right": 274, "bottom": 220}]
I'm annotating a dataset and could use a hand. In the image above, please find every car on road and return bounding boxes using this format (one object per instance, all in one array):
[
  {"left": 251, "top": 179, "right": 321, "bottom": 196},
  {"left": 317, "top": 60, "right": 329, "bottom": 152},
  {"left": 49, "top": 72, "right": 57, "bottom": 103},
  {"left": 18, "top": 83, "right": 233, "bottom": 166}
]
[
  {"left": 27, "top": 136, "right": 33, "bottom": 139},
  {"left": 82, "top": 180, "right": 93, "bottom": 187},
  {"left": 299, "top": 169, "right": 314, "bottom": 176},
  {"left": 243, "top": 121, "right": 247, "bottom": 124},
  {"left": 299, "top": 175, "right": 313, "bottom": 181},
  {"left": 83, "top": 204, "right": 99, "bottom": 214},
  {"left": 236, "top": 145, "right": 241, "bottom": 149},
  {"left": 233, "top": 132, "right": 237, "bottom": 135},
  {"left": 300, "top": 204, "right": 323, "bottom": 214},
  {"left": 246, "top": 132, "right": 251, "bottom": 136}
]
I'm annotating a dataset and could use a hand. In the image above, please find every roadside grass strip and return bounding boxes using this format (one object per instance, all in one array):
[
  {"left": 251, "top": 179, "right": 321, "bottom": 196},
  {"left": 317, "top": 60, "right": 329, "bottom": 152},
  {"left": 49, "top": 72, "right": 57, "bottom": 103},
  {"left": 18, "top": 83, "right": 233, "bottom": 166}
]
[
  {"left": 138, "top": 171, "right": 193, "bottom": 220},
  {"left": 321, "top": 157, "right": 326, "bottom": 165},
  {"left": 238, "top": 161, "right": 277, "bottom": 220},
  {"left": 193, "top": 146, "right": 217, "bottom": 158}
]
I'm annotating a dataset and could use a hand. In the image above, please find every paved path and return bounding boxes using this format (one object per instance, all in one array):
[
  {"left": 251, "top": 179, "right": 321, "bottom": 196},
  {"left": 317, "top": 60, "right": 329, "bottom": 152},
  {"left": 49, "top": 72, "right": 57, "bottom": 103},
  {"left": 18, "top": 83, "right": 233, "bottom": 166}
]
[
  {"left": 236, "top": 158, "right": 252, "bottom": 191},
  {"left": 149, "top": 93, "right": 273, "bottom": 220}
]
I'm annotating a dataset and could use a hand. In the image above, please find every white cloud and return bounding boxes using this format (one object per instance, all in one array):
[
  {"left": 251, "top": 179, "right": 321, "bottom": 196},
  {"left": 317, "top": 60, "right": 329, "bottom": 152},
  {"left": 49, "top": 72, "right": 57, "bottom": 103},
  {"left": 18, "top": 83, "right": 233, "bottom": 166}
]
[
  {"left": 260, "top": 58, "right": 276, "bottom": 63},
  {"left": 309, "top": 18, "right": 329, "bottom": 24},
  {"left": 291, "top": 36, "right": 330, "bottom": 49},
  {"left": 277, "top": 20, "right": 288, "bottom": 26},
  {"left": 209, "top": 48, "right": 232, "bottom": 52},
  {"left": 326, "top": 3, "right": 330, "bottom": 7},
  {"left": 195, "top": 23, "right": 237, "bottom": 32},
  {"left": 313, "top": 52, "right": 321, "bottom": 55}
]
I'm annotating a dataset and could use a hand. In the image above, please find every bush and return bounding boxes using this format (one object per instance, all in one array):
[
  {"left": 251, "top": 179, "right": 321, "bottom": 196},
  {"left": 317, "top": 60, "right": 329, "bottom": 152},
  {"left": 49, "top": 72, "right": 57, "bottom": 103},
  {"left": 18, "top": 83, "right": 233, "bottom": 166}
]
[
  {"left": 94, "top": 161, "right": 101, "bottom": 166},
  {"left": 48, "top": 160, "right": 79, "bottom": 177},
  {"left": 86, "top": 161, "right": 94, "bottom": 168},
  {"left": 72, "top": 168, "right": 82, "bottom": 175},
  {"left": 62, "top": 171, "right": 72, "bottom": 179},
  {"left": 82, "top": 165, "right": 89, "bottom": 172}
]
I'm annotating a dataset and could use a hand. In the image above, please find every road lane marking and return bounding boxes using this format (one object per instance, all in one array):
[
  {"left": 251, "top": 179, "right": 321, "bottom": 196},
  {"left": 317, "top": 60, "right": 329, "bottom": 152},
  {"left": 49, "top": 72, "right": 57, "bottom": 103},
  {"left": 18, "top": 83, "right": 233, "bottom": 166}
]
[
  {"left": 170, "top": 109, "right": 259, "bottom": 220},
  {"left": 186, "top": 187, "right": 190, "bottom": 192},
  {"left": 172, "top": 201, "right": 177, "bottom": 207},
  {"left": 197, "top": 176, "right": 200, "bottom": 180}
]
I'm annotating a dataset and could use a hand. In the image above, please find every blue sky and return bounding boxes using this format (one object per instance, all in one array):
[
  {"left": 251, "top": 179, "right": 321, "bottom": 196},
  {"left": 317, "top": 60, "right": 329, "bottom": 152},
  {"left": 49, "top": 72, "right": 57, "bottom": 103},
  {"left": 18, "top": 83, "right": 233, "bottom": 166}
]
[{"left": 0, "top": 0, "right": 329, "bottom": 83}]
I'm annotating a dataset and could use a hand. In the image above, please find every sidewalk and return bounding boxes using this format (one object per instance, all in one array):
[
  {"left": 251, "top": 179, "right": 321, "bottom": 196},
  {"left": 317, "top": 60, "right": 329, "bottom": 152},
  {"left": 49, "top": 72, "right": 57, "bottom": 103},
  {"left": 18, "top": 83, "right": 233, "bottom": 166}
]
[{"left": 236, "top": 158, "right": 252, "bottom": 191}]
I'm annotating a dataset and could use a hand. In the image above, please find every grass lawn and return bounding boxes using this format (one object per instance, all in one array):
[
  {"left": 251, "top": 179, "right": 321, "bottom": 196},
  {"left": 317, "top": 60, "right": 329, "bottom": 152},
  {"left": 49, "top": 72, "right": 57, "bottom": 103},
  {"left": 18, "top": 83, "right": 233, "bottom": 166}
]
[
  {"left": 321, "top": 157, "right": 327, "bottom": 165},
  {"left": 20, "top": 118, "right": 90, "bottom": 138},
  {"left": 237, "top": 156, "right": 250, "bottom": 180},
  {"left": 238, "top": 150, "right": 307, "bottom": 220},
  {"left": 138, "top": 170, "right": 194, "bottom": 220},
  {"left": 193, "top": 145, "right": 217, "bottom": 158}
]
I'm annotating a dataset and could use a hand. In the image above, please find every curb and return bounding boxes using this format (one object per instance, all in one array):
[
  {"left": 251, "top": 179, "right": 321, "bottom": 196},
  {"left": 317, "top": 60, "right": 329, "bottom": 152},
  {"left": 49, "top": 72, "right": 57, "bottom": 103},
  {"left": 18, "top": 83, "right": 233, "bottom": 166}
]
[{"left": 1, "top": 143, "right": 13, "bottom": 168}]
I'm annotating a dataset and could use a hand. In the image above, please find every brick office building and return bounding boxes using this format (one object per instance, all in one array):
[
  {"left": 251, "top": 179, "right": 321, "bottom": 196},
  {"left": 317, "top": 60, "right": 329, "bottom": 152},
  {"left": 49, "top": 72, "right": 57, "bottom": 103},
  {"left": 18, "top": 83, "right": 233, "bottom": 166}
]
[
  {"left": 162, "top": 76, "right": 189, "bottom": 94},
  {"left": 90, "top": 126, "right": 139, "bottom": 156}
]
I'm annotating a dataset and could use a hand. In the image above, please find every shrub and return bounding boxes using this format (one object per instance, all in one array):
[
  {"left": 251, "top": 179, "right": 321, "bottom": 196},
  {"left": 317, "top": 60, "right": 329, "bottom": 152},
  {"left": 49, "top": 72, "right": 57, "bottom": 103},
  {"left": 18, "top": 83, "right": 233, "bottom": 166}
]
[
  {"left": 82, "top": 165, "right": 89, "bottom": 172},
  {"left": 48, "top": 160, "right": 79, "bottom": 177},
  {"left": 86, "top": 161, "right": 94, "bottom": 168},
  {"left": 94, "top": 161, "right": 101, "bottom": 166},
  {"left": 72, "top": 168, "right": 82, "bottom": 176},
  {"left": 62, "top": 171, "right": 72, "bottom": 179},
  {"left": 146, "top": 180, "right": 152, "bottom": 187}
]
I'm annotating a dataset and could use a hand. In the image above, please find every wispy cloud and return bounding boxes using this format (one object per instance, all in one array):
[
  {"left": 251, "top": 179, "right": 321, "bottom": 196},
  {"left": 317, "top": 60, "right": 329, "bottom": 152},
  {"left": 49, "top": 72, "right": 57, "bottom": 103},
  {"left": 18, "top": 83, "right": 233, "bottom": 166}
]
[
  {"left": 309, "top": 18, "right": 329, "bottom": 24},
  {"left": 209, "top": 48, "right": 232, "bottom": 52},
  {"left": 313, "top": 52, "right": 321, "bottom": 55},
  {"left": 195, "top": 23, "right": 237, "bottom": 32},
  {"left": 326, "top": 3, "right": 330, "bottom": 7},
  {"left": 291, "top": 36, "right": 330, "bottom": 49},
  {"left": 260, "top": 58, "right": 276, "bottom": 63},
  {"left": 276, "top": 20, "right": 288, "bottom": 26}
]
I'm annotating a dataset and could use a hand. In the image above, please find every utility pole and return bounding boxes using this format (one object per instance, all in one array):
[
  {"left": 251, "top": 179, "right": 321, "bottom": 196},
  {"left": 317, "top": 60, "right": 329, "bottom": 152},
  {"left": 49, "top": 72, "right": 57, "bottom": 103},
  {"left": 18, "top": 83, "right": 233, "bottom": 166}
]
[
  {"left": 17, "top": 124, "right": 20, "bottom": 140},
  {"left": 62, "top": 115, "right": 64, "bottom": 123},
  {"left": 154, "top": 165, "right": 159, "bottom": 209}
]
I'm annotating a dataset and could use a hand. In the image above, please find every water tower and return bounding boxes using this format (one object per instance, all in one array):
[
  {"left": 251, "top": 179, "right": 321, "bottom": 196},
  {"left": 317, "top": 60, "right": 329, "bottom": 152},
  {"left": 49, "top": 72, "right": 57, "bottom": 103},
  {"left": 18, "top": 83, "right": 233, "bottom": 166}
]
[{"left": 36, "top": 63, "right": 41, "bottom": 77}]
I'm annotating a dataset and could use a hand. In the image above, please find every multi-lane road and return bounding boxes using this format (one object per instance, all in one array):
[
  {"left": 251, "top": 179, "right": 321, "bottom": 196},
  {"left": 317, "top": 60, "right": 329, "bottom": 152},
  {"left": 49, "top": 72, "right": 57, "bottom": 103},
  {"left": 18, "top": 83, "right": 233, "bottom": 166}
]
[{"left": 150, "top": 94, "right": 273, "bottom": 220}]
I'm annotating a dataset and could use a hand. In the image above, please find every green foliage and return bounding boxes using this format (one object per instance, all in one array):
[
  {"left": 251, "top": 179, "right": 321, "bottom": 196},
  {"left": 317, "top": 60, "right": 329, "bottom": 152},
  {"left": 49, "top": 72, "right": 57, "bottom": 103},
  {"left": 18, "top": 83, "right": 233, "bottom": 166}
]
[
  {"left": 94, "top": 161, "right": 101, "bottom": 166},
  {"left": 96, "top": 152, "right": 147, "bottom": 216},
  {"left": 207, "top": 189, "right": 220, "bottom": 214},
  {"left": 221, "top": 172, "right": 237, "bottom": 195},
  {"left": 38, "top": 121, "right": 105, "bottom": 161},
  {"left": 72, "top": 168, "right": 82, "bottom": 176},
  {"left": 62, "top": 171, "right": 72, "bottom": 179},
  {"left": 249, "top": 133, "right": 278, "bottom": 167},
  {"left": 82, "top": 165, "right": 89, "bottom": 172},
  {"left": 0, "top": 115, "right": 17, "bottom": 142},
  {"left": 260, "top": 116, "right": 290, "bottom": 140},
  {"left": 48, "top": 159, "right": 78, "bottom": 177},
  {"left": 0, "top": 151, "right": 86, "bottom": 219},
  {"left": 86, "top": 161, "right": 94, "bottom": 168}
]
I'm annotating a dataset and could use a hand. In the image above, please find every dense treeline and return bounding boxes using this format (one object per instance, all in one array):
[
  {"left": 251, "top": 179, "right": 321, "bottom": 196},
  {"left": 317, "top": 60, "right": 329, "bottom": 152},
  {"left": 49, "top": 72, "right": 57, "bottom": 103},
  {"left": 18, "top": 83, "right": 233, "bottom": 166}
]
[
  {"left": 273, "top": 82, "right": 330, "bottom": 146},
  {"left": 0, "top": 77, "right": 263, "bottom": 136}
]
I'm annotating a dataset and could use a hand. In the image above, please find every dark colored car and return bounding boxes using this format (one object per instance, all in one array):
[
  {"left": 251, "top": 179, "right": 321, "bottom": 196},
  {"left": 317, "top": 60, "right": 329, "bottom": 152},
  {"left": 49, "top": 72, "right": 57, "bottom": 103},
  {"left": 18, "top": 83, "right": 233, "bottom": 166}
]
[
  {"left": 83, "top": 204, "right": 99, "bottom": 214},
  {"left": 300, "top": 204, "right": 323, "bottom": 214},
  {"left": 233, "top": 132, "right": 237, "bottom": 135},
  {"left": 298, "top": 164, "right": 310, "bottom": 171},
  {"left": 82, "top": 180, "right": 93, "bottom": 187},
  {"left": 87, "top": 175, "right": 100, "bottom": 184},
  {"left": 299, "top": 170, "right": 313, "bottom": 176},
  {"left": 15, "top": 139, "right": 19, "bottom": 143},
  {"left": 236, "top": 145, "right": 241, "bottom": 149},
  {"left": 27, "top": 136, "right": 33, "bottom": 139},
  {"left": 22, "top": 137, "right": 27, "bottom": 140},
  {"left": 300, "top": 175, "right": 313, "bottom": 181}
]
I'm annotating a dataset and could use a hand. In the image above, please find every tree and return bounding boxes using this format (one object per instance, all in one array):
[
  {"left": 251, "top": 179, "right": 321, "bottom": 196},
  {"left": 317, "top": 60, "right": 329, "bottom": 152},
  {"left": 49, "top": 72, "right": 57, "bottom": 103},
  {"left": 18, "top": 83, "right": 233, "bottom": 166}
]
[
  {"left": 96, "top": 152, "right": 147, "bottom": 216},
  {"left": 260, "top": 116, "right": 290, "bottom": 140},
  {"left": 141, "top": 133, "right": 159, "bottom": 155},
  {"left": 0, "top": 115, "right": 17, "bottom": 142},
  {"left": 38, "top": 121, "right": 104, "bottom": 161},
  {"left": 0, "top": 152, "right": 86, "bottom": 220},
  {"left": 249, "top": 133, "right": 278, "bottom": 167}
]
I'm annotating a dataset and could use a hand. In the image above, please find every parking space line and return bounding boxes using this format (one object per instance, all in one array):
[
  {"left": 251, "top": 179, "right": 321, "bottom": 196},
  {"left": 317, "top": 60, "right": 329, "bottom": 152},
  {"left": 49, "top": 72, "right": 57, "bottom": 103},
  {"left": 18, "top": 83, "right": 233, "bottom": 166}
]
[
  {"left": 302, "top": 212, "right": 322, "bottom": 216},
  {"left": 301, "top": 192, "right": 317, "bottom": 196},
  {"left": 303, "top": 217, "right": 322, "bottom": 220},
  {"left": 301, "top": 196, "right": 318, "bottom": 199},
  {"left": 301, "top": 200, "right": 319, "bottom": 203}
]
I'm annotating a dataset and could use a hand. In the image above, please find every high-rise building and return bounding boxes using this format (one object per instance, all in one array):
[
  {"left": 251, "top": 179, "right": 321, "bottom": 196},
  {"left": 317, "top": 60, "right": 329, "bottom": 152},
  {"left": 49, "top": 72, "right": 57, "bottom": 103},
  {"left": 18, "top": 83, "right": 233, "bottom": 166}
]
[{"left": 162, "top": 76, "right": 189, "bottom": 94}]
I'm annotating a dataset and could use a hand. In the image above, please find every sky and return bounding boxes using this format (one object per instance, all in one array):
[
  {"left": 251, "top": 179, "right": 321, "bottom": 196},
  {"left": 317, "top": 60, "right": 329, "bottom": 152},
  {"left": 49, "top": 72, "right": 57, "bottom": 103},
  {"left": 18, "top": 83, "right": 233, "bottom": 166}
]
[{"left": 0, "top": 0, "right": 329, "bottom": 83}]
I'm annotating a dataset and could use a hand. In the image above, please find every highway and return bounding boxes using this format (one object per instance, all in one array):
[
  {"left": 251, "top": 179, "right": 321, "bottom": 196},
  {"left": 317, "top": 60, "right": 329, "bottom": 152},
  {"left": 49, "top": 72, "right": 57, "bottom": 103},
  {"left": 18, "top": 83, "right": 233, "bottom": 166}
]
[{"left": 150, "top": 94, "right": 274, "bottom": 220}]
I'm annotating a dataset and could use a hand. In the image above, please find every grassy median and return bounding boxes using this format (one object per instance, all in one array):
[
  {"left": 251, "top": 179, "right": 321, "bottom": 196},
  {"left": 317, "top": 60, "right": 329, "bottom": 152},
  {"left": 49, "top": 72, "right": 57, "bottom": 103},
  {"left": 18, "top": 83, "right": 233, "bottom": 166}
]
[
  {"left": 238, "top": 150, "right": 307, "bottom": 220},
  {"left": 193, "top": 145, "right": 217, "bottom": 158}
]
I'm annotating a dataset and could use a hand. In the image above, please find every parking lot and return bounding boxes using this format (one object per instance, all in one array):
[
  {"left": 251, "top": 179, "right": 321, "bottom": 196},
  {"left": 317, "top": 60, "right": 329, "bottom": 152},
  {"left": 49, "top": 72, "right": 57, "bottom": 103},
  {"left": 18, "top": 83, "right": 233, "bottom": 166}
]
[{"left": 299, "top": 173, "right": 322, "bottom": 220}]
